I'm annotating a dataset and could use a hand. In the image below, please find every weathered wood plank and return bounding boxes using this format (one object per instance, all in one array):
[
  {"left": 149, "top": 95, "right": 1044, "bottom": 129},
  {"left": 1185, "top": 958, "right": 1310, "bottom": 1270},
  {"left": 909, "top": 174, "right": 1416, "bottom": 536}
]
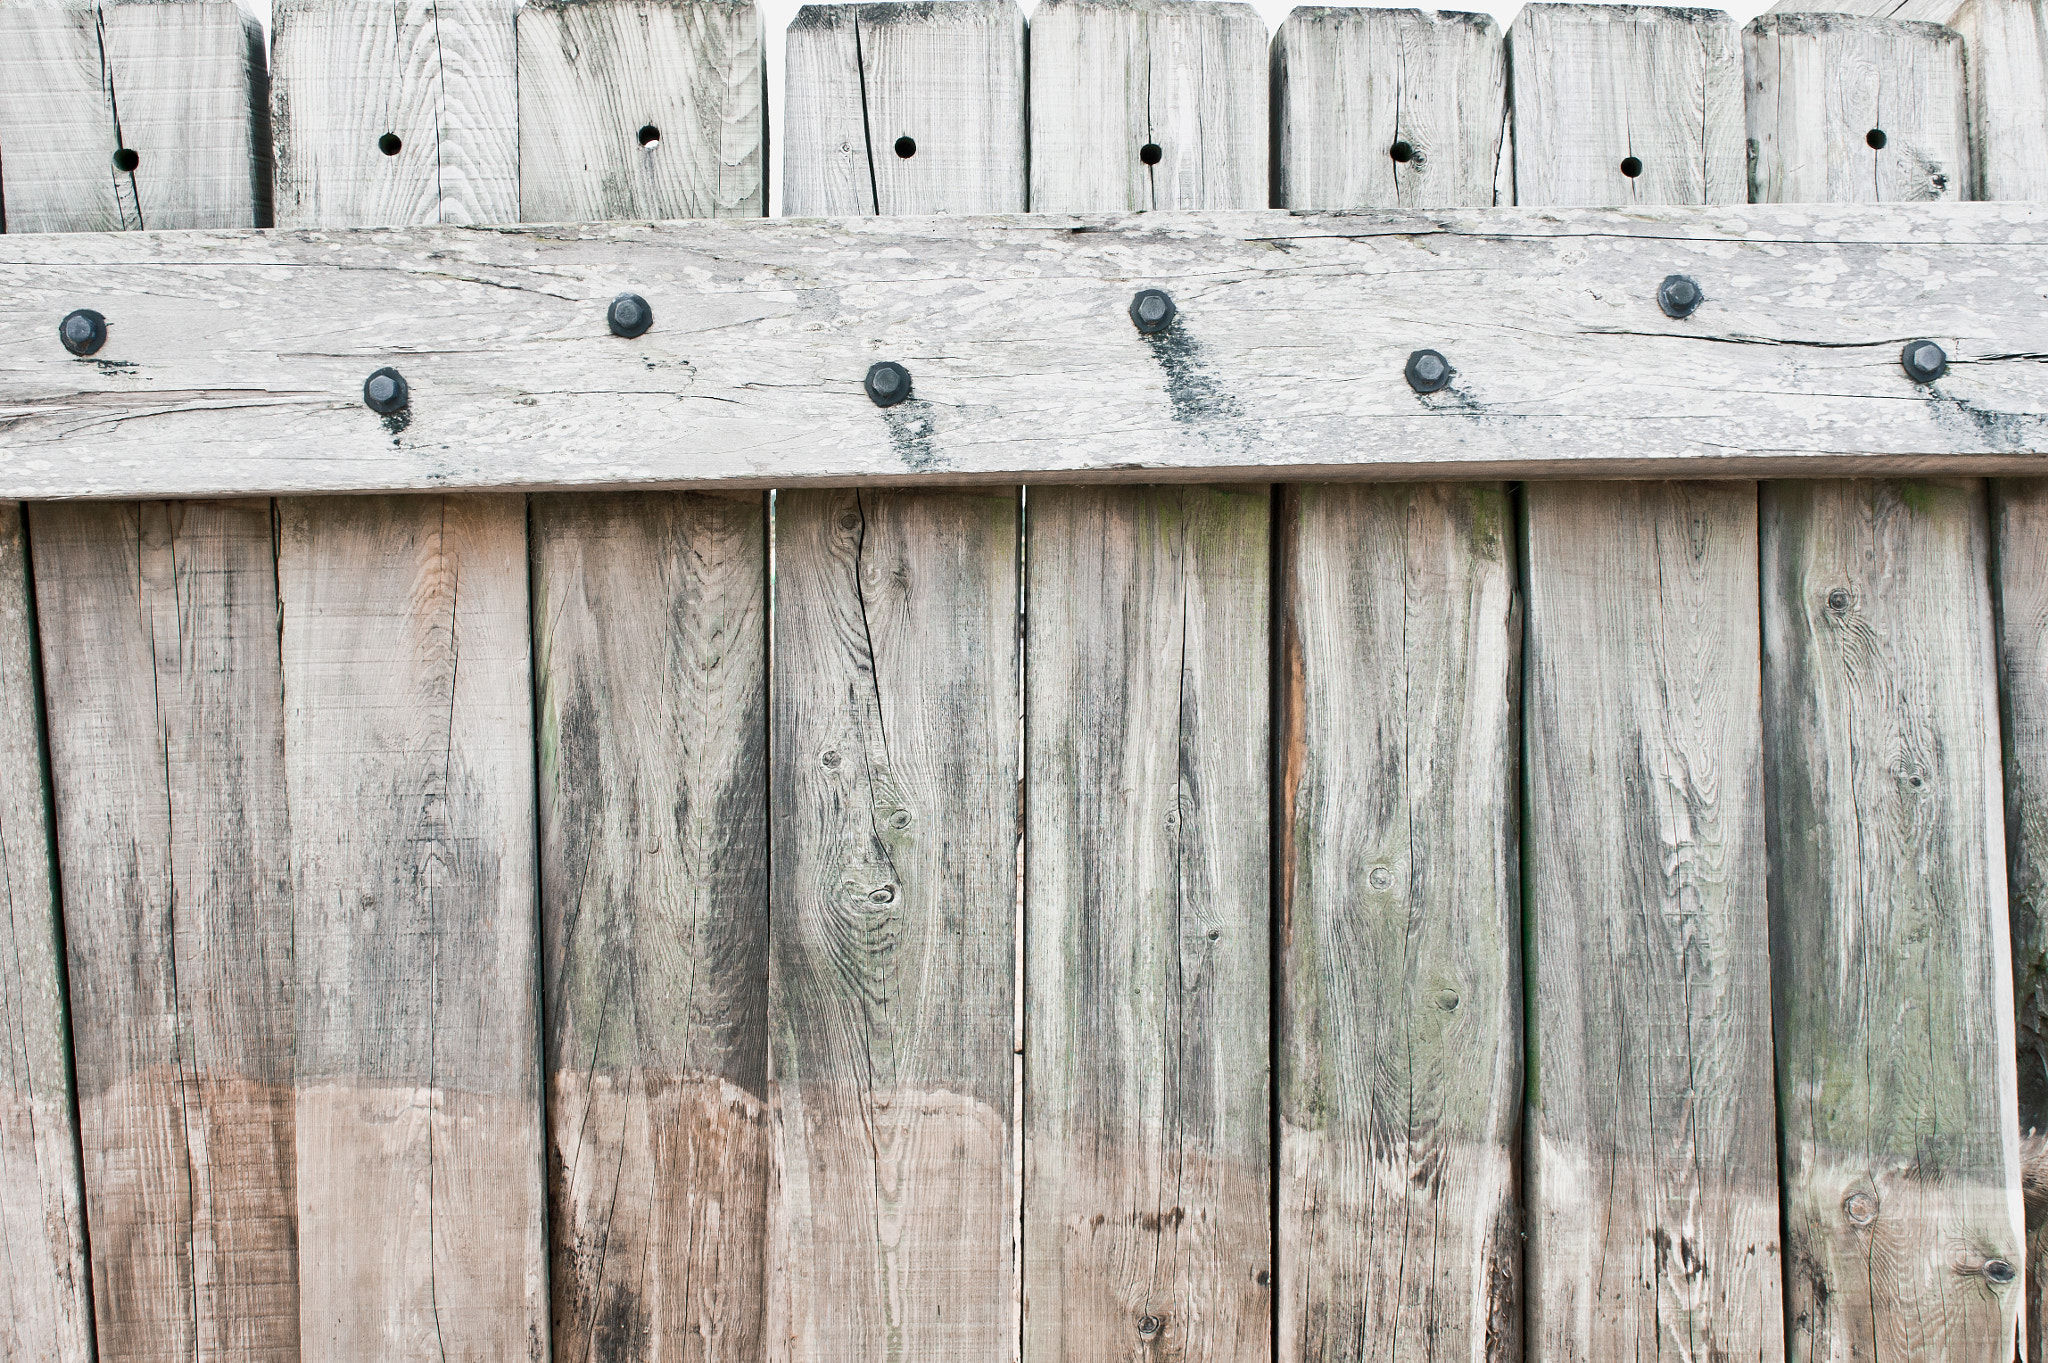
[
  {"left": 31, "top": 500, "right": 299, "bottom": 1363},
  {"left": 1275, "top": 483, "right": 1520, "bottom": 1361},
  {"left": 533, "top": 492, "right": 769, "bottom": 1363},
  {"left": 0, "top": 4, "right": 267, "bottom": 234},
  {"left": 272, "top": 0, "right": 517, "bottom": 227},
  {"left": 1521, "top": 482, "right": 1782, "bottom": 1363},
  {"left": 783, "top": 1, "right": 1025, "bottom": 216},
  {"left": 1509, "top": 3, "right": 1745, "bottom": 207},
  {"left": 769, "top": 488, "right": 1019, "bottom": 1359},
  {"left": 1023, "top": 484, "right": 1270, "bottom": 1361},
  {"left": 8, "top": 203, "right": 2045, "bottom": 493},
  {"left": 1271, "top": 7, "right": 1506, "bottom": 211},
  {"left": 1766, "top": 0, "right": 1966, "bottom": 26},
  {"left": 1028, "top": 0, "right": 1267, "bottom": 212},
  {"left": 278, "top": 493, "right": 545, "bottom": 1361},
  {"left": 1745, "top": 15, "right": 1968, "bottom": 205},
  {"left": 0, "top": 503, "right": 93, "bottom": 1363},
  {"left": 1763, "top": 479, "right": 2025, "bottom": 1362},
  {"left": 518, "top": 0, "right": 763, "bottom": 223},
  {"left": 1952, "top": 0, "right": 2048, "bottom": 201}
]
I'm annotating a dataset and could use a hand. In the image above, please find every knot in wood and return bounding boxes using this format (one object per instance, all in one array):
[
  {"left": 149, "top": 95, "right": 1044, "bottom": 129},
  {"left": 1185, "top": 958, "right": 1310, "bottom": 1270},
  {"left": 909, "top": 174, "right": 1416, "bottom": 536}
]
[
  {"left": 1136, "top": 1314, "right": 1162, "bottom": 1338},
  {"left": 1842, "top": 1190, "right": 1878, "bottom": 1225}
]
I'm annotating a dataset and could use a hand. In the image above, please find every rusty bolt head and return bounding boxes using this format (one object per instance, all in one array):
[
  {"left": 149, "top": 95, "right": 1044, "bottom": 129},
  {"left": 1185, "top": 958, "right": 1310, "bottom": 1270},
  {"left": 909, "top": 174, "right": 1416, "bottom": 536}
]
[
  {"left": 608, "top": 292, "right": 653, "bottom": 338},
  {"left": 362, "top": 366, "right": 409, "bottom": 415},
  {"left": 865, "top": 361, "right": 912, "bottom": 408},
  {"left": 1406, "top": 349, "right": 1452, "bottom": 394},
  {"left": 1902, "top": 340, "right": 1948, "bottom": 384},
  {"left": 1658, "top": 274, "right": 1703, "bottom": 319},
  {"left": 59, "top": 309, "right": 107, "bottom": 357},
  {"left": 1130, "top": 288, "right": 1176, "bottom": 335}
]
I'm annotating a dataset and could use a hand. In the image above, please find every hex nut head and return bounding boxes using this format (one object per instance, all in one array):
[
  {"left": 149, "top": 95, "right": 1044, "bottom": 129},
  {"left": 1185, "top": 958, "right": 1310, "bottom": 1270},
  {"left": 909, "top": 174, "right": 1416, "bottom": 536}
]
[
  {"left": 1901, "top": 339, "right": 1948, "bottom": 383},
  {"left": 363, "top": 366, "right": 410, "bottom": 415},
  {"left": 1129, "top": 288, "right": 1176, "bottom": 335},
  {"left": 865, "top": 361, "right": 912, "bottom": 408},
  {"left": 1658, "top": 274, "right": 1703, "bottom": 319},
  {"left": 59, "top": 308, "right": 107, "bottom": 357},
  {"left": 608, "top": 292, "right": 654, "bottom": 338},
  {"left": 1405, "top": 348, "right": 1452, "bottom": 394}
]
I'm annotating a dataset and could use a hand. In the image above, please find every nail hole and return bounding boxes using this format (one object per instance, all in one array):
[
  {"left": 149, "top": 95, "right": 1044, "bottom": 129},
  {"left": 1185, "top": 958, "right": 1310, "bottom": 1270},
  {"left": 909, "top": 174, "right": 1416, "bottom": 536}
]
[
  {"left": 637, "top": 124, "right": 661, "bottom": 149},
  {"left": 894, "top": 135, "right": 916, "bottom": 158},
  {"left": 1620, "top": 155, "right": 1643, "bottom": 178},
  {"left": 1140, "top": 142, "right": 1163, "bottom": 165},
  {"left": 1867, "top": 128, "right": 1887, "bottom": 149},
  {"left": 378, "top": 132, "right": 402, "bottom": 156},
  {"left": 111, "top": 146, "right": 139, "bottom": 173},
  {"left": 1389, "top": 140, "right": 1414, "bottom": 163}
]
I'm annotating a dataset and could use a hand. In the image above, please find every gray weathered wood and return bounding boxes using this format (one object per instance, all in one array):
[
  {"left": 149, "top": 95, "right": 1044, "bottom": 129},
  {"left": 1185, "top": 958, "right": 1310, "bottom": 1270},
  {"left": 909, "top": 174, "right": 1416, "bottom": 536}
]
[
  {"left": 31, "top": 500, "right": 299, "bottom": 1362},
  {"left": 0, "top": 503, "right": 93, "bottom": 1363},
  {"left": 1509, "top": 4, "right": 1745, "bottom": 207},
  {"left": 1023, "top": 484, "right": 1270, "bottom": 1361},
  {"left": 517, "top": 0, "right": 763, "bottom": 223},
  {"left": 1271, "top": 8, "right": 1507, "bottom": 210},
  {"left": 769, "top": 488, "right": 1018, "bottom": 1359},
  {"left": 1028, "top": 0, "right": 1267, "bottom": 212},
  {"left": 783, "top": 1, "right": 1025, "bottom": 215},
  {"left": 1952, "top": 0, "right": 2048, "bottom": 201},
  {"left": 1275, "top": 483, "right": 1520, "bottom": 1361},
  {"left": 532, "top": 492, "right": 769, "bottom": 1363},
  {"left": 1521, "top": 482, "right": 1782, "bottom": 1363},
  {"left": 0, "top": 3, "right": 267, "bottom": 234},
  {"left": 279, "top": 493, "right": 545, "bottom": 1361},
  {"left": 1767, "top": 0, "right": 1965, "bottom": 25},
  {"left": 9, "top": 202, "right": 2048, "bottom": 495},
  {"left": 272, "top": 0, "right": 517, "bottom": 227},
  {"left": 1745, "top": 15, "right": 1968, "bottom": 205},
  {"left": 1763, "top": 479, "right": 2025, "bottom": 1362}
]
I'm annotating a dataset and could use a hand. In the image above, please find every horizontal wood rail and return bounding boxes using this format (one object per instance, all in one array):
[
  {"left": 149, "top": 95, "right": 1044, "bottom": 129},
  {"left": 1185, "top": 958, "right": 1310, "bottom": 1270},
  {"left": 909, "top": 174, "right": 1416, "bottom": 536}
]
[{"left": 3, "top": 200, "right": 2047, "bottom": 497}]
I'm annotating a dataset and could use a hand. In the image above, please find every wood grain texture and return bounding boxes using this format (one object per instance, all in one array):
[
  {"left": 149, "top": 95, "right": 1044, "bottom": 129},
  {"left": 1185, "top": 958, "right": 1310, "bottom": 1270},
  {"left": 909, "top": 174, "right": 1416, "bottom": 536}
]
[
  {"left": 1763, "top": 479, "right": 2025, "bottom": 1363},
  {"left": 1508, "top": 4, "right": 1744, "bottom": 207},
  {"left": 769, "top": 489, "right": 1019, "bottom": 1360},
  {"left": 31, "top": 500, "right": 298, "bottom": 1363},
  {"left": 517, "top": 0, "right": 763, "bottom": 224},
  {"left": 10, "top": 203, "right": 2048, "bottom": 495},
  {"left": 1952, "top": 0, "right": 2048, "bottom": 201},
  {"left": 1766, "top": 0, "right": 1965, "bottom": 26},
  {"left": 0, "top": 3, "right": 267, "bottom": 234},
  {"left": 1023, "top": 484, "right": 1271, "bottom": 1362},
  {"left": 1745, "top": 15, "right": 1968, "bottom": 205},
  {"left": 782, "top": 1, "right": 1025, "bottom": 215},
  {"left": 1275, "top": 483, "right": 1521, "bottom": 1362},
  {"left": 1028, "top": 0, "right": 1267, "bottom": 213},
  {"left": 533, "top": 492, "right": 769, "bottom": 1363},
  {"left": 0, "top": 503, "right": 93, "bottom": 1363},
  {"left": 278, "top": 494, "right": 545, "bottom": 1362},
  {"left": 1521, "top": 482, "right": 1782, "bottom": 1363},
  {"left": 271, "top": 0, "right": 517, "bottom": 228},
  {"left": 1271, "top": 8, "right": 1506, "bottom": 211}
]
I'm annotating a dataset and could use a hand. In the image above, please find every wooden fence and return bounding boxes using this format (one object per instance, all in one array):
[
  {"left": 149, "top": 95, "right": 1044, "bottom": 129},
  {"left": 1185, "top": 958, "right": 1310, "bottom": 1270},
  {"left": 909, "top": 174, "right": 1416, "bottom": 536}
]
[{"left": 1, "top": 0, "right": 2046, "bottom": 1359}]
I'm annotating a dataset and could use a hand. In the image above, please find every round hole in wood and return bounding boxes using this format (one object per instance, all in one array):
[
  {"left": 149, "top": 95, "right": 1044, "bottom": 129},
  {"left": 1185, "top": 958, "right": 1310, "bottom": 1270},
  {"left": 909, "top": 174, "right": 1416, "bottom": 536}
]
[
  {"left": 378, "top": 132, "right": 402, "bottom": 156},
  {"left": 637, "top": 124, "right": 661, "bottom": 149},
  {"left": 1620, "top": 155, "right": 1643, "bottom": 178},
  {"left": 111, "top": 147, "right": 139, "bottom": 173},
  {"left": 1867, "top": 128, "right": 1888, "bottom": 149},
  {"left": 895, "top": 135, "right": 916, "bottom": 158},
  {"left": 1390, "top": 140, "right": 1414, "bottom": 163},
  {"left": 1140, "top": 142, "right": 1163, "bottom": 165}
]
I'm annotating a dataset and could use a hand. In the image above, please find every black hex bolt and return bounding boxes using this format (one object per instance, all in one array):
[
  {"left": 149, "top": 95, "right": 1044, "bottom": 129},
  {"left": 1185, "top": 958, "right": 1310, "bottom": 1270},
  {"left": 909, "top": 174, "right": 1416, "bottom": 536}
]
[
  {"left": 865, "top": 361, "right": 912, "bottom": 408},
  {"left": 1902, "top": 339, "right": 1948, "bottom": 383},
  {"left": 608, "top": 293, "right": 653, "bottom": 338},
  {"left": 1130, "top": 288, "right": 1176, "bottom": 335},
  {"left": 1658, "top": 274, "right": 1703, "bottom": 319},
  {"left": 59, "top": 309, "right": 107, "bottom": 357},
  {"left": 362, "top": 366, "right": 410, "bottom": 415},
  {"left": 1987, "top": 1259, "right": 2017, "bottom": 1284},
  {"left": 1405, "top": 349, "right": 1453, "bottom": 394}
]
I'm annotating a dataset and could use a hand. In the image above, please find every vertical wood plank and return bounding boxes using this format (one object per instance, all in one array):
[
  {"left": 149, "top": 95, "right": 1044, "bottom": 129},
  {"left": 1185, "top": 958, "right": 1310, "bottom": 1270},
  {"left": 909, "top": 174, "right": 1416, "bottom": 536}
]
[
  {"left": 1274, "top": 484, "right": 1521, "bottom": 1363},
  {"left": 1510, "top": 10, "right": 1782, "bottom": 1363},
  {"left": 1024, "top": 485, "right": 1270, "bottom": 1362},
  {"left": 1763, "top": 480, "right": 2025, "bottom": 1362},
  {"left": 32, "top": 502, "right": 300, "bottom": 1363},
  {"left": 0, "top": 3, "right": 267, "bottom": 234},
  {"left": 0, "top": 504, "right": 94, "bottom": 1363},
  {"left": 1744, "top": 14, "right": 1968, "bottom": 205},
  {"left": 1027, "top": 0, "right": 1267, "bottom": 213},
  {"left": 769, "top": 489, "right": 1020, "bottom": 1360},
  {"left": 517, "top": 0, "right": 763, "bottom": 223},
  {"left": 1271, "top": 7, "right": 1505, "bottom": 210},
  {"left": 1952, "top": 0, "right": 2048, "bottom": 202},
  {"left": 782, "top": 0, "right": 1025, "bottom": 216},
  {"left": 278, "top": 494, "right": 545, "bottom": 1361},
  {"left": 272, "top": 0, "right": 517, "bottom": 228}
]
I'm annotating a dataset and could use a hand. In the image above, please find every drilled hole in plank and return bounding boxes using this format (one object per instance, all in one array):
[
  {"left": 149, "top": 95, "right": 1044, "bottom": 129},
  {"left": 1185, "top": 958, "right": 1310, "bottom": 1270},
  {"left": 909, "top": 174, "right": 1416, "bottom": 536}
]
[
  {"left": 1867, "top": 128, "right": 1887, "bottom": 149},
  {"left": 638, "top": 124, "right": 661, "bottom": 148},
  {"left": 111, "top": 147, "right": 139, "bottom": 173},
  {"left": 378, "top": 132, "right": 402, "bottom": 156},
  {"left": 1140, "top": 142, "right": 1162, "bottom": 165},
  {"left": 1620, "top": 155, "right": 1643, "bottom": 177},
  {"left": 895, "top": 135, "right": 916, "bottom": 158}
]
